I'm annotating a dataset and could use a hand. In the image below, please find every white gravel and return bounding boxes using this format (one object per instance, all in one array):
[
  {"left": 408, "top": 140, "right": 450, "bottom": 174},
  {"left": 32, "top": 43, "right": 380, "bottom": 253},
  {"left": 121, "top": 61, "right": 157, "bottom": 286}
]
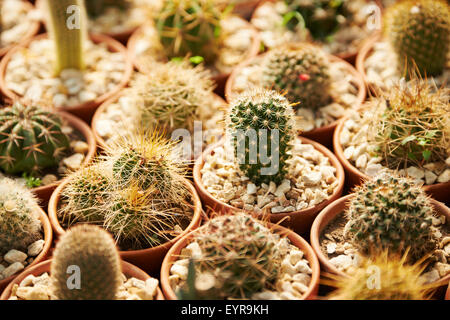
[{"left": 0, "top": 239, "right": 44, "bottom": 281}]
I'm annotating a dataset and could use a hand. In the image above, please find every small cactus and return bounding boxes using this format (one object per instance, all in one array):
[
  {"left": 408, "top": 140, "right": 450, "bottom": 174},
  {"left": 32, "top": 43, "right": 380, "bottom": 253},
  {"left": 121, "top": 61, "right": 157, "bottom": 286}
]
[
  {"left": 346, "top": 174, "right": 437, "bottom": 261},
  {"left": 51, "top": 224, "right": 122, "bottom": 300},
  {"left": 0, "top": 178, "right": 42, "bottom": 254},
  {"left": 383, "top": 0, "right": 450, "bottom": 77},
  {"left": 0, "top": 102, "right": 70, "bottom": 174},
  {"left": 228, "top": 89, "right": 295, "bottom": 185},
  {"left": 45, "top": 0, "right": 88, "bottom": 75},
  {"left": 326, "top": 251, "right": 436, "bottom": 300},
  {"left": 85, "top": 0, "right": 130, "bottom": 18},
  {"left": 261, "top": 43, "right": 332, "bottom": 110}
]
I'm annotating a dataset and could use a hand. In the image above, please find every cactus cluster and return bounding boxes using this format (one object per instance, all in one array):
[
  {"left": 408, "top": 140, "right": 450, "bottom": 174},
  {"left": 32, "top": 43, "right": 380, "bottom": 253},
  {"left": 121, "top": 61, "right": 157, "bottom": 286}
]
[
  {"left": 227, "top": 89, "right": 295, "bottom": 185},
  {"left": 383, "top": 0, "right": 450, "bottom": 77},
  {"left": 0, "top": 178, "right": 42, "bottom": 254},
  {"left": 369, "top": 80, "right": 450, "bottom": 169},
  {"left": 346, "top": 175, "right": 437, "bottom": 261},
  {"left": 130, "top": 60, "right": 215, "bottom": 133},
  {"left": 261, "top": 43, "right": 332, "bottom": 110},
  {"left": 178, "top": 214, "right": 283, "bottom": 300},
  {"left": 85, "top": 0, "right": 130, "bottom": 18},
  {"left": 0, "top": 102, "right": 70, "bottom": 175},
  {"left": 154, "top": 0, "right": 223, "bottom": 63},
  {"left": 51, "top": 224, "right": 122, "bottom": 300},
  {"left": 326, "top": 251, "right": 435, "bottom": 300}
]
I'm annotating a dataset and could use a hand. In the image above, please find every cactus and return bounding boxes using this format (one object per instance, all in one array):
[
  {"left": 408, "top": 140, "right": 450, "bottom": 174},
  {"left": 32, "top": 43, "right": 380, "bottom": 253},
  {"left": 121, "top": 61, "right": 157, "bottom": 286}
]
[
  {"left": 346, "top": 175, "right": 437, "bottom": 261},
  {"left": 131, "top": 60, "right": 215, "bottom": 133},
  {"left": 85, "top": 0, "right": 130, "bottom": 18},
  {"left": 370, "top": 80, "right": 450, "bottom": 168},
  {"left": 45, "top": 0, "right": 88, "bottom": 75},
  {"left": 0, "top": 178, "right": 42, "bottom": 254},
  {"left": 51, "top": 224, "right": 122, "bottom": 300},
  {"left": 261, "top": 43, "right": 332, "bottom": 110},
  {"left": 154, "top": 0, "right": 222, "bottom": 63},
  {"left": 383, "top": 0, "right": 450, "bottom": 77},
  {"left": 179, "top": 214, "right": 283, "bottom": 300},
  {"left": 228, "top": 89, "right": 295, "bottom": 185},
  {"left": 326, "top": 251, "right": 435, "bottom": 300},
  {"left": 0, "top": 102, "right": 70, "bottom": 175}
]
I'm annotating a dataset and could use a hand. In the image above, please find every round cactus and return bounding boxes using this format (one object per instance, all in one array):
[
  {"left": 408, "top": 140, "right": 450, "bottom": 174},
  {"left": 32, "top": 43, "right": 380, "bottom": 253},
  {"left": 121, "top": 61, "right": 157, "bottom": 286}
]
[
  {"left": 228, "top": 89, "right": 295, "bottom": 185},
  {"left": 51, "top": 224, "right": 122, "bottom": 300},
  {"left": 0, "top": 178, "right": 42, "bottom": 254},
  {"left": 384, "top": 0, "right": 450, "bottom": 77},
  {"left": 261, "top": 43, "right": 332, "bottom": 110},
  {"left": 154, "top": 0, "right": 222, "bottom": 63},
  {"left": 346, "top": 175, "right": 437, "bottom": 261},
  {"left": 0, "top": 103, "right": 70, "bottom": 174}
]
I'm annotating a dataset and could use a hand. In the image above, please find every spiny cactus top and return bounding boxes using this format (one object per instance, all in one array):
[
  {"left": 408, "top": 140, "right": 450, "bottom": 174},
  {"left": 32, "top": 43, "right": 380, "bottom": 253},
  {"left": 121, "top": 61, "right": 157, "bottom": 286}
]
[
  {"left": 228, "top": 89, "right": 295, "bottom": 185},
  {"left": 370, "top": 79, "right": 450, "bottom": 169},
  {"left": 0, "top": 178, "right": 42, "bottom": 254},
  {"left": 384, "top": 0, "right": 450, "bottom": 77},
  {"left": 51, "top": 224, "right": 122, "bottom": 300},
  {"left": 131, "top": 60, "right": 215, "bottom": 133},
  {"left": 327, "top": 251, "right": 435, "bottom": 300},
  {"left": 154, "top": 0, "right": 222, "bottom": 63},
  {"left": 346, "top": 175, "right": 437, "bottom": 261},
  {"left": 0, "top": 102, "right": 70, "bottom": 174},
  {"left": 261, "top": 43, "right": 332, "bottom": 110}
]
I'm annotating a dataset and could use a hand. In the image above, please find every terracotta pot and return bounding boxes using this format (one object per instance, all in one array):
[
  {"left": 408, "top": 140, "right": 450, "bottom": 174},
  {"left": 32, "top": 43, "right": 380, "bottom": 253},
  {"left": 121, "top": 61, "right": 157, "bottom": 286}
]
[
  {"left": 127, "top": 22, "right": 261, "bottom": 98},
  {"left": 0, "top": 259, "right": 164, "bottom": 300},
  {"left": 0, "top": 206, "right": 53, "bottom": 293},
  {"left": 160, "top": 221, "right": 320, "bottom": 300},
  {"left": 48, "top": 177, "right": 203, "bottom": 275},
  {"left": 446, "top": 283, "right": 450, "bottom": 300},
  {"left": 29, "top": 111, "right": 97, "bottom": 205},
  {"left": 91, "top": 92, "right": 227, "bottom": 151},
  {"left": 310, "top": 194, "right": 450, "bottom": 287},
  {"left": 0, "top": 1, "right": 41, "bottom": 58},
  {"left": 224, "top": 50, "right": 366, "bottom": 148},
  {"left": 232, "top": 0, "right": 265, "bottom": 20},
  {"left": 355, "top": 32, "right": 383, "bottom": 96},
  {"left": 333, "top": 115, "right": 450, "bottom": 204},
  {"left": 193, "top": 137, "right": 345, "bottom": 235},
  {"left": 0, "top": 33, "right": 133, "bottom": 122}
]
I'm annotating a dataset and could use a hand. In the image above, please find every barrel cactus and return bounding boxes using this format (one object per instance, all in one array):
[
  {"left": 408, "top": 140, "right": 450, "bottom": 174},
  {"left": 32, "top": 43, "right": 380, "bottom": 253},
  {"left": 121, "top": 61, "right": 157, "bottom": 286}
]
[
  {"left": 51, "top": 224, "right": 122, "bottom": 300},
  {"left": 384, "top": 0, "right": 450, "bottom": 77},
  {"left": 346, "top": 175, "right": 437, "bottom": 261},
  {"left": 0, "top": 102, "right": 70, "bottom": 174},
  {"left": 85, "top": 0, "right": 130, "bottom": 18},
  {"left": 261, "top": 43, "right": 332, "bottom": 110},
  {"left": 228, "top": 89, "right": 295, "bottom": 185},
  {"left": 0, "top": 178, "right": 42, "bottom": 255}
]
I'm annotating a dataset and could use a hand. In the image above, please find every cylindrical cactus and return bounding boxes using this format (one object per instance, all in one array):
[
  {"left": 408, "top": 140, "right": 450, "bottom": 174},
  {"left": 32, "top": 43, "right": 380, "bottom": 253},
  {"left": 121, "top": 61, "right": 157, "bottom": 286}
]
[
  {"left": 154, "top": 0, "right": 222, "bottom": 63},
  {"left": 51, "top": 224, "right": 122, "bottom": 300},
  {"left": 84, "top": 0, "right": 130, "bottom": 18},
  {"left": 261, "top": 43, "right": 332, "bottom": 110},
  {"left": 0, "top": 178, "right": 42, "bottom": 254},
  {"left": 45, "top": 0, "right": 88, "bottom": 75},
  {"left": 383, "top": 0, "right": 450, "bottom": 77},
  {"left": 0, "top": 102, "right": 70, "bottom": 174},
  {"left": 228, "top": 89, "right": 295, "bottom": 185},
  {"left": 346, "top": 175, "right": 437, "bottom": 261}
]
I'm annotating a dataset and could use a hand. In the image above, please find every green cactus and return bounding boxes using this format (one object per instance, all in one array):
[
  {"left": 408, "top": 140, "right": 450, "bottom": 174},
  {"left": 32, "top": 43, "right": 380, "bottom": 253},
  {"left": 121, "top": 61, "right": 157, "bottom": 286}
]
[
  {"left": 46, "top": 0, "right": 88, "bottom": 75},
  {"left": 0, "top": 102, "right": 70, "bottom": 175},
  {"left": 261, "top": 43, "right": 332, "bottom": 110},
  {"left": 131, "top": 60, "right": 215, "bottom": 133},
  {"left": 154, "top": 0, "right": 223, "bottom": 63},
  {"left": 85, "top": 0, "right": 130, "bottom": 18},
  {"left": 346, "top": 175, "right": 437, "bottom": 261},
  {"left": 180, "top": 214, "right": 283, "bottom": 300},
  {"left": 384, "top": 0, "right": 450, "bottom": 77},
  {"left": 51, "top": 224, "right": 122, "bottom": 300},
  {"left": 0, "top": 178, "right": 42, "bottom": 254},
  {"left": 228, "top": 89, "right": 295, "bottom": 185}
]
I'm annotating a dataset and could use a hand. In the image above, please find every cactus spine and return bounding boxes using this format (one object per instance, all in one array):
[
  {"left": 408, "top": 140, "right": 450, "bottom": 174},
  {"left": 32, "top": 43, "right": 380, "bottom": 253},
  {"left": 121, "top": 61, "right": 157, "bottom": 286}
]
[
  {"left": 46, "top": 0, "right": 88, "bottom": 75},
  {"left": 383, "top": 0, "right": 450, "bottom": 77},
  {"left": 0, "top": 102, "right": 70, "bottom": 174},
  {"left": 228, "top": 89, "right": 295, "bottom": 185},
  {"left": 51, "top": 224, "right": 122, "bottom": 300},
  {"left": 0, "top": 178, "right": 42, "bottom": 254},
  {"left": 262, "top": 43, "right": 332, "bottom": 110}
]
